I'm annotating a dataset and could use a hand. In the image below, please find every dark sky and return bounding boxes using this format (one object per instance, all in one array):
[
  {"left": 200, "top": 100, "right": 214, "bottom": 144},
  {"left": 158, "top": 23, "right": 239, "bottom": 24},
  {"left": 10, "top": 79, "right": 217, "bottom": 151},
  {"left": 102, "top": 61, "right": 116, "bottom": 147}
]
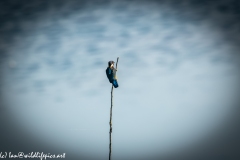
[{"left": 0, "top": 0, "right": 240, "bottom": 160}]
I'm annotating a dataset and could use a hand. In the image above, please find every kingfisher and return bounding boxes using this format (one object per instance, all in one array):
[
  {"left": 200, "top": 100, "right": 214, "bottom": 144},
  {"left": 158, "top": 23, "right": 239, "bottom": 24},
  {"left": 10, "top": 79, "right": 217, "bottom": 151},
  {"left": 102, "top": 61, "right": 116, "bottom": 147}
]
[{"left": 106, "top": 61, "right": 119, "bottom": 88}]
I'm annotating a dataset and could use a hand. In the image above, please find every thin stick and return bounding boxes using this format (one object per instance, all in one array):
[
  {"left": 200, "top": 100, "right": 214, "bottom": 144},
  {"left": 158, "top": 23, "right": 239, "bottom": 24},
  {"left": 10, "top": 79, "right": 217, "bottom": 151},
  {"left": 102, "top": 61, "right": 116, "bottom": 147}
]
[{"left": 109, "top": 57, "right": 119, "bottom": 160}]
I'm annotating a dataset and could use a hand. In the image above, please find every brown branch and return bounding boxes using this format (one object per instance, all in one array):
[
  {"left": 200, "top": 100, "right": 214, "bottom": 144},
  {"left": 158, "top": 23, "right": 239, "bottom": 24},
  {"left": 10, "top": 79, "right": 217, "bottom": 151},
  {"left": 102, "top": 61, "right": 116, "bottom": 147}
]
[{"left": 109, "top": 57, "right": 119, "bottom": 160}]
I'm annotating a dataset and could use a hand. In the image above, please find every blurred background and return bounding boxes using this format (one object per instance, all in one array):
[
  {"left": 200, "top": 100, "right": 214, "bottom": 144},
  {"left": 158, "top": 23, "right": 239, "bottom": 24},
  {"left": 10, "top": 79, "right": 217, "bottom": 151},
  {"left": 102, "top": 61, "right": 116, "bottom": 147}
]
[{"left": 0, "top": 0, "right": 240, "bottom": 159}]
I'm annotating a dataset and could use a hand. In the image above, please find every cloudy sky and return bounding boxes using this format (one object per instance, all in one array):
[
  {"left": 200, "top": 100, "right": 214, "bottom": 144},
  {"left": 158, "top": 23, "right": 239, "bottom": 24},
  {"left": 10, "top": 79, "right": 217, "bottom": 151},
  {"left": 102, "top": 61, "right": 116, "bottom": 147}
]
[{"left": 0, "top": 0, "right": 240, "bottom": 160}]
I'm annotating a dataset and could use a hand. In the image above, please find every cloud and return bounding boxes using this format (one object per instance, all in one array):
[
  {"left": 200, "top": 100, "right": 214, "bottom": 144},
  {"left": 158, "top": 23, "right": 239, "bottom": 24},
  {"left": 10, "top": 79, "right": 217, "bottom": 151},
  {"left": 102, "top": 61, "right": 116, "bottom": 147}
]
[{"left": 0, "top": 0, "right": 240, "bottom": 159}]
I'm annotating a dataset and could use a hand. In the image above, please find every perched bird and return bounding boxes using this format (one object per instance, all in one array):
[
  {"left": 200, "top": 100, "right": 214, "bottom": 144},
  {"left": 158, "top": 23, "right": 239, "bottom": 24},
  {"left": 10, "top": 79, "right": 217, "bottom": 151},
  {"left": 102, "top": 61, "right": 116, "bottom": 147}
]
[{"left": 106, "top": 61, "right": 119, "bottom": 88}]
